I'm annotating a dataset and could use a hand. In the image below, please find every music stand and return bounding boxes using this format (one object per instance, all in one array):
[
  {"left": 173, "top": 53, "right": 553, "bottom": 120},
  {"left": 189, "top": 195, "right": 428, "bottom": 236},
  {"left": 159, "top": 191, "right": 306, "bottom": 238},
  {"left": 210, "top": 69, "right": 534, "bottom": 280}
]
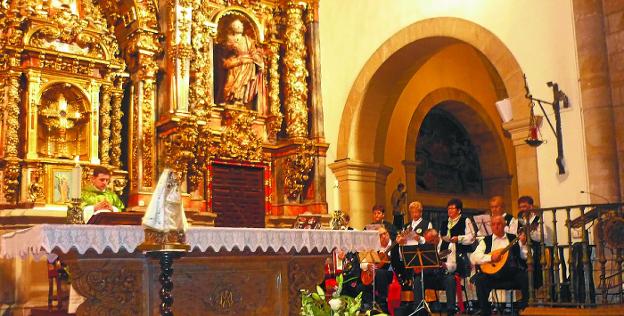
[
  {"left": 401, "top": 244, "right": 440, "bottom": 316},
  {"left": 358, "top": 250, "right": 388, "bottom": 313},
  {"left": 473, "top": 214, "right": 492, "bottom": 236}
]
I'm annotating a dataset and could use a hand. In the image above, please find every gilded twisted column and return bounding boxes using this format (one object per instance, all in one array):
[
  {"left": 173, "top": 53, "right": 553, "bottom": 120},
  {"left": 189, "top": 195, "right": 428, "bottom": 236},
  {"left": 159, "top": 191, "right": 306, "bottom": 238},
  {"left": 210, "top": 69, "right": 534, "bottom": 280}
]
[
  {"left": 283, "top": 1, "right": 309, "bottom": 139},
  {"left": 110, "top": 88, "right": 124, "bottom": 167},
  {"left": 3, "top": 71, "right": 22, "bottom": 203},
  {"left": 267, "top": 40, "right": 283, "bottom": 141},
  {"left": 99, "top": 85, "right": 112, "bottom": 165}
]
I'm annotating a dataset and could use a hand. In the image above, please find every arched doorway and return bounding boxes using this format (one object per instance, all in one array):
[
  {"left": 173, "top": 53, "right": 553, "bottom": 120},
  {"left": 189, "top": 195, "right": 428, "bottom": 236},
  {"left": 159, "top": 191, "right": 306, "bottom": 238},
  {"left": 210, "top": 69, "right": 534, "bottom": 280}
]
[{"left": 330, "top": 18, "right": 537, "bottom": 229}]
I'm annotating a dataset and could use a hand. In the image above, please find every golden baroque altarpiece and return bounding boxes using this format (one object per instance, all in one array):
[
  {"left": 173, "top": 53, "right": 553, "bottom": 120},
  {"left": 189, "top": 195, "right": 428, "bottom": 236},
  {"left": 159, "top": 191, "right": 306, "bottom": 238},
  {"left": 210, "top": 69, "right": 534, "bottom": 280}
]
[{"left": 0, "top": 0, "right": 328, "bottom": 226}]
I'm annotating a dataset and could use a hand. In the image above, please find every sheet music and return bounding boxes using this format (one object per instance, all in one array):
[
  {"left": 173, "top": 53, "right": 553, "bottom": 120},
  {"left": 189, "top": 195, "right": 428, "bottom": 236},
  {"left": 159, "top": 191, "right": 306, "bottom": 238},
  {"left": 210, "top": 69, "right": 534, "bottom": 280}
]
[
  {"left": 403, "top": 230, "right": 420, "bottom": 246},
  {"left": 473, "top": 214, "right": 492, "bottom": 236}
]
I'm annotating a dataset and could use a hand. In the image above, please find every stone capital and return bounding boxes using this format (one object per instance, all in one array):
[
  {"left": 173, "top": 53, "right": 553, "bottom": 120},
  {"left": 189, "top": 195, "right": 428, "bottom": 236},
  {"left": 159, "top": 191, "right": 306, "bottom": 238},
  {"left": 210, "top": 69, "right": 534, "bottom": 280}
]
[{"left": 329, "top": 159, "right": 393, "bottom": 185}]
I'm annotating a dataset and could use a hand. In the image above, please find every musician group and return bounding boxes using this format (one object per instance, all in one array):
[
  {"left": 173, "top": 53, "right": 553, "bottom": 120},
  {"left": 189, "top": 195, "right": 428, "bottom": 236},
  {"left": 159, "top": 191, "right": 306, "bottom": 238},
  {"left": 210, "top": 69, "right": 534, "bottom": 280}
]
[{"left": 336, "top": 195, "right": 546, "bottom": 316}]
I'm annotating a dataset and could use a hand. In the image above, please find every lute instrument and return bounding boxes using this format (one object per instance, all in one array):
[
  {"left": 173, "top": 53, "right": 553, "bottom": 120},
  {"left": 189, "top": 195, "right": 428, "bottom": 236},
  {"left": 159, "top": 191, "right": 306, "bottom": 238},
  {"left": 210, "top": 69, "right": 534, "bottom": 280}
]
[
  {"left": 479, "top": 236, "right": 519, "bottom": 275},
  {"left": 361, "top": 229, "right": 409, "bottom": 285}
]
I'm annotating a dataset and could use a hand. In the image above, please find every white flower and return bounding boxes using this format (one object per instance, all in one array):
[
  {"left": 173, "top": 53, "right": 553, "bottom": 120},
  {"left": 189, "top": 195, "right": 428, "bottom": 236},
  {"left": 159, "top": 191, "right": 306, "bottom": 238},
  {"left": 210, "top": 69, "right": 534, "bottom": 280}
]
[{"left": 328, "top": 298, "right": 344, "bottom": 311}]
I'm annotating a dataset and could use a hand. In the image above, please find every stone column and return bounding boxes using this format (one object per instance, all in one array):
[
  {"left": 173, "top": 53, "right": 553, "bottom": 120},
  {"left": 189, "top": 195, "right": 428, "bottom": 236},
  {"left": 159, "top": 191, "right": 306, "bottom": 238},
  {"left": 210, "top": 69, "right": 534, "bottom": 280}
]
[
  {"left": 304, "top": 1, "right": 327, "bottom": 207},
  {"left": 99, "top": 85, "right": 112, "bottom": 165},
  {"left": 503, "top": 118, "right": 540, "bottom": 206},
  {"left": 329, "top": 159, "right": 392, "bottom": 229},
  {"left": 573, "top": 0, "right": 621, "bottom": 201},
  {"left": 283, "top": 1, "right": 309, "bottom": 139},
  {"left": 601, "top": 0, "right": 624, "bottom": 199},
  {"left": 306, "top": 0, "right": 323, "bottom": 142}
]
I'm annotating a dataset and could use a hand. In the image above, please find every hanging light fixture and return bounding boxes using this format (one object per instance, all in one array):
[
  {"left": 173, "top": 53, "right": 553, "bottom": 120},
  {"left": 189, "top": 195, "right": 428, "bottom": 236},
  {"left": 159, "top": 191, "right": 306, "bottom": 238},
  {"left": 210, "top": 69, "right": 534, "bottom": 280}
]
[
  {"left": 523, "top": 74, "right": 570, "bottom": 174},
  {"left": 525, "top": 101, "right": 543, "bottom": 147}
]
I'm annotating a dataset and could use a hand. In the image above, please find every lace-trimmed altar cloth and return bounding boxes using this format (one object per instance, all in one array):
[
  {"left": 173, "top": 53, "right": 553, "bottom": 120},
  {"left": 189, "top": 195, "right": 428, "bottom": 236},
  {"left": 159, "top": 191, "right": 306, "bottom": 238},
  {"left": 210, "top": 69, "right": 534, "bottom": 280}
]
[{"left": 0, "top": 224, "right": 379, "bottom": 259}]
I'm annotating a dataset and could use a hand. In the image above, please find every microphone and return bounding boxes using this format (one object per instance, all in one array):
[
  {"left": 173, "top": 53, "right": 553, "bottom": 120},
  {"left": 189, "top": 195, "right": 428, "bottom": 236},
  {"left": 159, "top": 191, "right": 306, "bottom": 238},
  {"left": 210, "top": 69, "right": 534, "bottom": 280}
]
[{"left": 580, "top": 190, "right": 610, "bottom": 203}]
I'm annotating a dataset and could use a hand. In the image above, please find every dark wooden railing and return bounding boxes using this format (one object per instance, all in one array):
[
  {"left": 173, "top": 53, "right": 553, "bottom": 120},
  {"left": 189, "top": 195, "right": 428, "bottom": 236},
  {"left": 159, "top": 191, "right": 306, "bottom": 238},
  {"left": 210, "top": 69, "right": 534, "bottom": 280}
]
[{"left": 525, "top": 202, "right": 623, "bottom": 307}]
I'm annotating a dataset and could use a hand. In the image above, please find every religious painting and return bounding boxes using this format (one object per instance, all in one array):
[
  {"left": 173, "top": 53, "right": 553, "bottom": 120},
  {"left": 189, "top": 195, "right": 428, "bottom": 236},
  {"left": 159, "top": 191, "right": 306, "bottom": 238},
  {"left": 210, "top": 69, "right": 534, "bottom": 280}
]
[
  {"left": 49, "top": 167, "right": 76, "bottom": 204},
  {"left": 415, "top": 108, "right": 483, "bottom": 194}
]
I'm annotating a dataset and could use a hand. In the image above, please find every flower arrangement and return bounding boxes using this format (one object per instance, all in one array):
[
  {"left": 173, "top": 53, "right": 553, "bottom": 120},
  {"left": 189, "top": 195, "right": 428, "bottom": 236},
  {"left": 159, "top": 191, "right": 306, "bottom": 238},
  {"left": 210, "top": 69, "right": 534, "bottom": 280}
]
[{"left": 300, "top": 274, "right": 362, "bottom": 316}]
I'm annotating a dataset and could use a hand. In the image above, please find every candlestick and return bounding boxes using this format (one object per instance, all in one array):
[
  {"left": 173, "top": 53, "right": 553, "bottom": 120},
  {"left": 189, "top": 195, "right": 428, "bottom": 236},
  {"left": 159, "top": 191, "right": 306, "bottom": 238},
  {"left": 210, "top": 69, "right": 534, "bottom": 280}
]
[
  {"left": 70, "top": 157, "right": 81, "bottom": 199},
  {"left": 332, "top": 180, "right": 341, "bottom": 211}
]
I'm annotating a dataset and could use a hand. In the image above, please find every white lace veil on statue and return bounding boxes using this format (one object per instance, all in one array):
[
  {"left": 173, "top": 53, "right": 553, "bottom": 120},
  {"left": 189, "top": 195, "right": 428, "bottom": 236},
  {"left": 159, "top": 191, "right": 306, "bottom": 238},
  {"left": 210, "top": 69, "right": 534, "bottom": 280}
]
[{"left": 142, "top": 168, "right": 189, "bottom": 232}]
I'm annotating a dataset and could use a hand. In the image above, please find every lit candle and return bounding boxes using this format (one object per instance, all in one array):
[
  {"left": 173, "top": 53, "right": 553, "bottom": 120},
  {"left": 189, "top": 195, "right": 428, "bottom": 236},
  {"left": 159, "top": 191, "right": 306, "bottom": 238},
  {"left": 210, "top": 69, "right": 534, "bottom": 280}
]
[
  {"left": 332, "top": 180, "right": 341, "bottom": 211},
  {"left": 70, "top": 156, "right": 81, "bottom": 199}
]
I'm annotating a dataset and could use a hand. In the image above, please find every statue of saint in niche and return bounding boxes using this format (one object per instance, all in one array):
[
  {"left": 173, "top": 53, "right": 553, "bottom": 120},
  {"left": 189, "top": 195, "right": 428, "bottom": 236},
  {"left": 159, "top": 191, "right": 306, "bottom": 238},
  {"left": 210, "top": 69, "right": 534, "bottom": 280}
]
[{"left": 215, "top": 18, "right": 266, "bottom": 111}]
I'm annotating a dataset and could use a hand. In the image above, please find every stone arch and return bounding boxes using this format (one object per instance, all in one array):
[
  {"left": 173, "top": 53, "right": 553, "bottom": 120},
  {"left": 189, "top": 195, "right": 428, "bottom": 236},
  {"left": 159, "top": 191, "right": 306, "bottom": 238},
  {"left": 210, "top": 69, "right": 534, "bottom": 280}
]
[
  {"left": 404, "top": 87, "right": 517, "bottom": 207},
  {"left": 337, "top": 18, "right": 528, "bottom": 161},
  {"left": 332, "top": 17, "right": 537, "bottom": 227}
]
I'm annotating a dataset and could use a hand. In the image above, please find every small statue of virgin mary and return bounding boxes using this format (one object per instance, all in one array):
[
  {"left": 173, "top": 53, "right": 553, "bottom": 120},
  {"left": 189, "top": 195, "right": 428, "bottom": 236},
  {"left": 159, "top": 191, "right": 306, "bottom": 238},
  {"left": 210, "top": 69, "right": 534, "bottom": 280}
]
[{"left": 139, "top": 169, "right": 190, "bottom": 251}]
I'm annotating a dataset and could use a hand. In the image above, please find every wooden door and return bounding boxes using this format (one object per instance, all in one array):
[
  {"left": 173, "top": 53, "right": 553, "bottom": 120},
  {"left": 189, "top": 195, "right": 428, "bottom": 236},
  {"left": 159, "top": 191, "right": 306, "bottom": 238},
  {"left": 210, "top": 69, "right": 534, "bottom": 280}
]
[{"left": 211, "top": 163, "right": 265, "bottom": 228}]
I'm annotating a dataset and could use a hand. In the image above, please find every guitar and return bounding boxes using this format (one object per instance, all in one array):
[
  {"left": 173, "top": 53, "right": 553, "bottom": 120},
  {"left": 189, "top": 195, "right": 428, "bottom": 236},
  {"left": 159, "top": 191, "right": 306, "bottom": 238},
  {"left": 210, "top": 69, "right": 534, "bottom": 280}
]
[
  {"left": 361, "top": 229, "right": 409, "bottom": 285},
  {"left": 479, "top": 236, "right": 519, "bottom": 275}
]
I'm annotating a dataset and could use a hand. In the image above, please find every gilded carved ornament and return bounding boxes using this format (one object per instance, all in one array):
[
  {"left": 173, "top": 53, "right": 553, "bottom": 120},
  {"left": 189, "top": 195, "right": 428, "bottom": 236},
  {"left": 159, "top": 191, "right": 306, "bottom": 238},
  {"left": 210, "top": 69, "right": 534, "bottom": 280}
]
[
  {"left": 113, "top": 177, "right": 128, "bottom": 197},
  {"left": 218, "top": 110, "right": 263, "bottom": 162},
  {"left": 110, "top": 88, "right": 124, "bottom": 167},
  {"left": 5, "top": 73, "right": 21, "bottom": 158},
  {"left": 99, "top": 85, "right": 112, "bottom": 164},
  {"left": 3, "top": 160, "right": 21, "bottom": 203},
  {"left": 28, "top": 165, "right": 45, "bottom": 203},
  {"left": 189, "top": 0, "right": 216, "bottom": 112},
  {"left": 283, "top": 2, "right": 308, "bottom": 139},
  {"left": 283, "top": 139, "right": 315, "bottom": 201},
  {"left": 266, "top": 39, "right": 282, "bottom": 140}
]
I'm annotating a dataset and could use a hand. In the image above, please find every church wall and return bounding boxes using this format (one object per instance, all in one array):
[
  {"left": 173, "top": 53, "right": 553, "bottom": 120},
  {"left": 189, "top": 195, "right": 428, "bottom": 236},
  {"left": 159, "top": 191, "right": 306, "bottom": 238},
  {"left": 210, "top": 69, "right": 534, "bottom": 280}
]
[{"left": 320, "top": 0, "right": 589, "bottom": 216}]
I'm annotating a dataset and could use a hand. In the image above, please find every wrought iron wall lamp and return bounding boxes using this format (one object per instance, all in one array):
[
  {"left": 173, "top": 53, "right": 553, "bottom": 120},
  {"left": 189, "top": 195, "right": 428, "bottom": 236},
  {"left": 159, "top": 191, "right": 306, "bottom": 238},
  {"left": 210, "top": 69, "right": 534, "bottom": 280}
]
[{"left": 524, "top": 74, "right": 570, "bottom": 174}]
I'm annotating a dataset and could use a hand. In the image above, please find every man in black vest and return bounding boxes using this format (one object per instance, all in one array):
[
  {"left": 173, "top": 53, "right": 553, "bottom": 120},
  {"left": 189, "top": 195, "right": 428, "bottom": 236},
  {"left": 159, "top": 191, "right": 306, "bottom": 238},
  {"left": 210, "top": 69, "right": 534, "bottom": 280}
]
[
  {"left": 412, "top": 228, "right": 459, "bottom": 315},
  {"left": 439, "top": 198, "right": 475, "bottom": 277},
  {"left": 470, "top": 215, "right": 529, "bottom": 316},
  {"left": 518, "top": 195, "right": 548, "bottom": 289},
  {"left": 488, "top": 195, "right": 518, "bottom": 235}
]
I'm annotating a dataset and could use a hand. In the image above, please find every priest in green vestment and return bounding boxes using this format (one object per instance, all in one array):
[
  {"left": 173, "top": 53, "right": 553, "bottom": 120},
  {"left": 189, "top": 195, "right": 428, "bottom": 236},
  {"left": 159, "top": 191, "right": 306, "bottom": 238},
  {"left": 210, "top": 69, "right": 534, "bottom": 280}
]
[{"left": 80, "top": 166, "right": 124, "bottom": 222}]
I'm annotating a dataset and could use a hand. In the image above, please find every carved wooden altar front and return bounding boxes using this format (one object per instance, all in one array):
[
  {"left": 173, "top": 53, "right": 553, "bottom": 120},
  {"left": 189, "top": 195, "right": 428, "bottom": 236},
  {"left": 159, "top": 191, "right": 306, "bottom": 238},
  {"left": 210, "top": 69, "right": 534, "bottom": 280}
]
[
  {"left": 0, "top": 225, "right": 378, "bottom": 315},
  {"left": 66, "top": 250, "right": 324, "bottom": 316}
]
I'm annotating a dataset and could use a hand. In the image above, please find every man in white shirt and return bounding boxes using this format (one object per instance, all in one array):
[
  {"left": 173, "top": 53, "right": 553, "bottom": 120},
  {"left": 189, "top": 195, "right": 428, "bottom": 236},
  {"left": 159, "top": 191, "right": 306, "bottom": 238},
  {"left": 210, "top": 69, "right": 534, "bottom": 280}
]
[
  {"left": 412, "top": 228, "right": 458, "bottom": 315},
  {"left": 470, "top": 215, "right": 529, "bottom": 316},
  {"left": 360, "top": 227, "right": 394, "bottom": 313}
]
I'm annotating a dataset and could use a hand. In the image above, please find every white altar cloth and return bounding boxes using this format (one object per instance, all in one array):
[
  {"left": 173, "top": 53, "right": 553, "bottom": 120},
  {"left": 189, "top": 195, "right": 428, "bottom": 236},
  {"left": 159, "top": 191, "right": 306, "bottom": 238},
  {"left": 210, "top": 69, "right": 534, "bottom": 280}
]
[{"left": 0, "top": 224, "right": 379, "bottom": 259}]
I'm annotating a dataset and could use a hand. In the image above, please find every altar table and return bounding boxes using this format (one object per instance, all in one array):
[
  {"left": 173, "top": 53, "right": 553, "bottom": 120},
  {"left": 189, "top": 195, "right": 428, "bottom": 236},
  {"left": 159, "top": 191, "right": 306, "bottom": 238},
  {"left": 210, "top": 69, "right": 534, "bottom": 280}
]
[{"left": 0, "top": 225, "right": 378, "bottom": 316}]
